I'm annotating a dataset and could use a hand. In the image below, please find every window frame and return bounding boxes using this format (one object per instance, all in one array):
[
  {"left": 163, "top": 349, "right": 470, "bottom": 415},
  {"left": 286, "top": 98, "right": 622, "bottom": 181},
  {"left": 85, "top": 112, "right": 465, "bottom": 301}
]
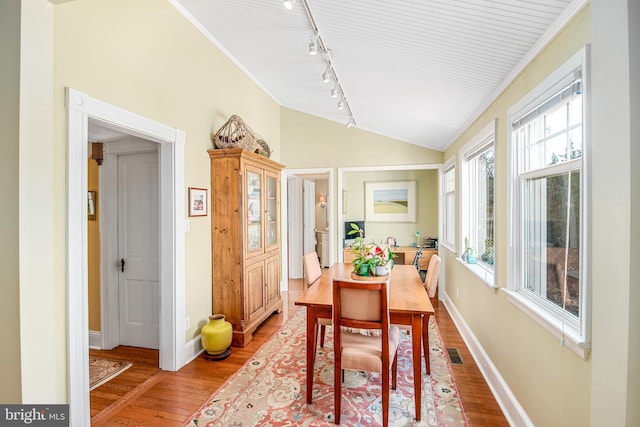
[
  {"left": 460, "top": 120, "right": 496, "bottom": 288},
  {"left": 505, "top": 47, "right": 591, "bottom": 358},
  {"left": 441, "top": 158, "right": 456, "bottom": 251}
]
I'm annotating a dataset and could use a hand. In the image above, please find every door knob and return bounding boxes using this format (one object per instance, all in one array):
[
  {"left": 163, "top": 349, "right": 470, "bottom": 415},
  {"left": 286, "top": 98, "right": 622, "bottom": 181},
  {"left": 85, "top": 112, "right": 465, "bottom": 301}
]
[{"left": 120, "top": 258, "right": 125, "bottom": 273}]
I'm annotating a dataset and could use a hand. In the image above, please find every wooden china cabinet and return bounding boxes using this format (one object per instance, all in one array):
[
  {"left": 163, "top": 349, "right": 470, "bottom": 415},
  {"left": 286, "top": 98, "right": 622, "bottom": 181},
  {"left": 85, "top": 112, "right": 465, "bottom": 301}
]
[{"left": 208, "top": 148, "right": 284, "bottom": 347}]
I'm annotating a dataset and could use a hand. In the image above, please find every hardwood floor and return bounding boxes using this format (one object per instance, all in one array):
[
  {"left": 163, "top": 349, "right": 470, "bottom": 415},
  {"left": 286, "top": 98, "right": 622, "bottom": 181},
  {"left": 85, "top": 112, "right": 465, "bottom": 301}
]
[{"left": 90, "top": 279, "right": 508, "bottom": 426}]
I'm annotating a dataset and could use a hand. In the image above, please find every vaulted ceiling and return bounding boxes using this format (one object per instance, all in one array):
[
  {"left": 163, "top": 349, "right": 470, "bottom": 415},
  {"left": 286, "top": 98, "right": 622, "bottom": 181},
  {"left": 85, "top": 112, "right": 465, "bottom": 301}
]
[{"left": 172, "top": 0, "right": 578, "bottom": 151}]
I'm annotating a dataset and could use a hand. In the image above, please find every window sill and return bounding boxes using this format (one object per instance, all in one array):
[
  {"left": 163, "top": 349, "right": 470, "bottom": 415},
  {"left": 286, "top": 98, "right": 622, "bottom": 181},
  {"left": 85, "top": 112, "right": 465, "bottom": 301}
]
[
  {"left": 502, "top": 289, "right": 590, "bottom": 360},
  {"left": 456, "top": 257, "right": 497, "bottom": 289}
]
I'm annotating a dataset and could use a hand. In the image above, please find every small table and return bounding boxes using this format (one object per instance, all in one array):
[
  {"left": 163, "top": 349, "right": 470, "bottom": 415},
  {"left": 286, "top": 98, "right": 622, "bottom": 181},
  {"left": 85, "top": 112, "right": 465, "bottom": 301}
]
[{"left": 295, "top": 263, "right": 435, "bottom": 421}]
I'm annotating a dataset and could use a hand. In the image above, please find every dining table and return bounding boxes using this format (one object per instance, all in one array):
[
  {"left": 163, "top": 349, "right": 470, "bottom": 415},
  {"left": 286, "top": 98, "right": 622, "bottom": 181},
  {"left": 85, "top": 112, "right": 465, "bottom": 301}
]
[{"left": 294, "top": 263, "right": 435, "bottom": 421}]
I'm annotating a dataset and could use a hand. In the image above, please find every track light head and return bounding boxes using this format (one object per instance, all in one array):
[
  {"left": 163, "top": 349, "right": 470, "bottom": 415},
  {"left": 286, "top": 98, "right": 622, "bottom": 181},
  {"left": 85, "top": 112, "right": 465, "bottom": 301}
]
[
  {"left": 330, "top": 87, "right": 338, "bottom": 98},
  {"left": 283, "top": 0, "right": 296, "bottom": 10},
  {"left": 347, "top": 118, "right": 355, "bottom": 128},
  {"left": 338, "top": 98, "right": 344, "bottom": 110},
  {"left": 322, "top": 68, "right": 331, "bottom": 83},
  {"left": 308, "top": 36, "right": 317, "bottom": 55}
]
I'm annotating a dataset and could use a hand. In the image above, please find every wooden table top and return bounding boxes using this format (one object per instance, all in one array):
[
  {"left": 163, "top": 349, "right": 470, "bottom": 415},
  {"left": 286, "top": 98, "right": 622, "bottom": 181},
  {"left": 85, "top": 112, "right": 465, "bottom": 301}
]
[{"left": 295, "top": 263, "right": 434, "bottom": 315}]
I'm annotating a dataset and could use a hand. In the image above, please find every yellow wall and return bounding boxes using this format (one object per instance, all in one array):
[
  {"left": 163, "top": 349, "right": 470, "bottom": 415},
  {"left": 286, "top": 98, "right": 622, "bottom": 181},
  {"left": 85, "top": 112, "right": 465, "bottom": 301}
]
[
  {"left": 18, "top": 0, "right": 60, "bottom": 403},
  {"left": 0, "top": 0, "right": 23, "bottom": 403},
  {"left": 88, "top": 158, "right": 100, "bottom": 331},
  {"left": 51, "top": 0, "right": 281, "bottom": 384},
  {"left": 443, "top": 6, "right": 591, "bottom": 426},
  {"left": 280, "top": 107, "right": 443, "bottom": 168},
  {"left": 11, "top": 0, "right": 637, "bottom": 422},
  {"left": 280, "top": 108, "right": 443, "bottom": 260},
  {"left": 342, "top": 170, "right": 439, "bottom": 245}
]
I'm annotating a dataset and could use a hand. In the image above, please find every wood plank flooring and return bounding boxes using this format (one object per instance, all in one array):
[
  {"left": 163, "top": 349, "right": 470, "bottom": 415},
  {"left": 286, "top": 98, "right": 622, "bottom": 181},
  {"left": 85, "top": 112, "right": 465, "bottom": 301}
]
[{"left": 90, "top": 279, "right": 508, "bottom": 426}]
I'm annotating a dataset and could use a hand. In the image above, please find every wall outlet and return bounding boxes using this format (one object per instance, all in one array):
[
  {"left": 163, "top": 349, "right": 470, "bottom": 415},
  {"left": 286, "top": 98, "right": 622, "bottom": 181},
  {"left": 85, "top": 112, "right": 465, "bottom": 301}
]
[
  {"left": 456, "top": 288, "right": 459, "bottom": 298},
  {"left": 185, "top": 219, "right": 190, "bottom": 232},
  {"left": 185, "top": 316, "right": 190, "bottom": 330}
]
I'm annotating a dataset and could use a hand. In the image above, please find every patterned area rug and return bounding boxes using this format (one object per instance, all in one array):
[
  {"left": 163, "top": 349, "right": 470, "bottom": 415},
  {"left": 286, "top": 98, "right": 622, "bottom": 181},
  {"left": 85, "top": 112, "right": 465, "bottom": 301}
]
[
  {"left": 89, "top": 357, "right": 132, "bottom": 391},
  {"left": 184, "top": 309, "right": 467, "bottom": 426}
]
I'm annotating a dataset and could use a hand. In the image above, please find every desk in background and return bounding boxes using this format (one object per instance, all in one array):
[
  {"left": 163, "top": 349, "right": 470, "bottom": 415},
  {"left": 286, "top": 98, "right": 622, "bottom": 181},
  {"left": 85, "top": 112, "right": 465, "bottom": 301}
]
[{"left": 343, "top": 246, "right": 437, "bottom": 270}]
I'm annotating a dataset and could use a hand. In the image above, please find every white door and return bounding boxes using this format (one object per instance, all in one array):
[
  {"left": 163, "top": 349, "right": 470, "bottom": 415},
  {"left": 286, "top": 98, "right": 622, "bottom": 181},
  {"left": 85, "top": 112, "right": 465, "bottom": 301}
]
[
  {"left": 303, "top": 179, "right": 316, "bottom": 255},
  {"left": 117, "top": 152, "right": 160, "bottom": 349}
]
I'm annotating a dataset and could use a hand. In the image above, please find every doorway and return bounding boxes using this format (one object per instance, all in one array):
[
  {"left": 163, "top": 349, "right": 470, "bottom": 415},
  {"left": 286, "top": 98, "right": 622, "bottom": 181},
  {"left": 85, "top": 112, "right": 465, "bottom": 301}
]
[
  {"left": 66, "top": 88, "right": 186, "bottom": 426},
  {"left": 282, "top": 168, "right": 333, "bottom": 285},
  {"left": 90, "top": 135, "right": 162, "bottom": 351}
]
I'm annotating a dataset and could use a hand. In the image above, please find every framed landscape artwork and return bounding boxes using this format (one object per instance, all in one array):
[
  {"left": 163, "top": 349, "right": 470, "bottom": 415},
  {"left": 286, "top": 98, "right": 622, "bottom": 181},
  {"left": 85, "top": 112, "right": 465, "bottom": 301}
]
[{"left": 365, "top": 180, "right": 416, "bottom": 222}]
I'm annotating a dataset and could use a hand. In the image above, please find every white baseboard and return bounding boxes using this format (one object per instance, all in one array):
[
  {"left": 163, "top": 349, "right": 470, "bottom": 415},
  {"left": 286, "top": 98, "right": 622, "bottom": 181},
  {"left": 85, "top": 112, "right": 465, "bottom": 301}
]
[
  {"left": 90, "top": 329, "right": 204, "bottom": 367},
  {"left": 184, "top": 334, "right": 204, "bottom": 366},
  {"left": 89, "top": 330, "right": 102, "bottom": 349},
  {"left": 442, "top": 293, "right": 533, "bottom": 427}
]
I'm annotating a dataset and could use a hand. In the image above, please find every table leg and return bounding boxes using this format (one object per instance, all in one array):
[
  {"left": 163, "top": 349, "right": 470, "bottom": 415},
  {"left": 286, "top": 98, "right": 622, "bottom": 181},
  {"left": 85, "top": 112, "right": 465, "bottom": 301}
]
[
  {"left": 423, "top": 314, "right": 431, "bottom": 375},
  {"left": 306, "top": 306, "right": 316, "bottom": 404},
  {"left": 412, "top": 314, "right": 422, "bottom": 421}
]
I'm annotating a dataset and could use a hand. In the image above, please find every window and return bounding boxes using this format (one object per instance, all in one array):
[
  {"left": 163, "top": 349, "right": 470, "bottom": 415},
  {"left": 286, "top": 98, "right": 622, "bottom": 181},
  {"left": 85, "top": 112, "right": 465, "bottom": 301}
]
[
  {"left": 507, "top": 48, "right": 589, "bottom": 352},
  {"left": 442, "top": 161, "right": 456, "bottom": 249},
  {"left": 461, "top": 121, "right": 495, "bottom": 284}
]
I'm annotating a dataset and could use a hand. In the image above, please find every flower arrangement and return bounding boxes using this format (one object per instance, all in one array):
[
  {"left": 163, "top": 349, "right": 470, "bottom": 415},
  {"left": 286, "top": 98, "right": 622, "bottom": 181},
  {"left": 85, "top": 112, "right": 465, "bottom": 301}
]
[{"left": 347, "top": 223, "right": 396, "bottom": 276}]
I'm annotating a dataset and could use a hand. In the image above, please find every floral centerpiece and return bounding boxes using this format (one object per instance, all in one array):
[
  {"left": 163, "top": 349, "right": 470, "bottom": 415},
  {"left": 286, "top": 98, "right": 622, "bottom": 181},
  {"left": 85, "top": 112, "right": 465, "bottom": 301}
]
[{"left": 347, "top": 223, "right": 396, "bottom": 277}]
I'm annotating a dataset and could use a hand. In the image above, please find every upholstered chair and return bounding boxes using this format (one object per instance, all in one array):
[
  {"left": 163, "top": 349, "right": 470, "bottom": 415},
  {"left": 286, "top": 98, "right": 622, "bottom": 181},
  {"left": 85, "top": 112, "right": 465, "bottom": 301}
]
[
  {"left": 302, "top": 252, "right": 331, "bottom": 349},
  {"left": 424, "top": 254, "right": 441, "bottom": 298},
  {"left": 332, "top": 277, "right": 400, "bottom": 427}
]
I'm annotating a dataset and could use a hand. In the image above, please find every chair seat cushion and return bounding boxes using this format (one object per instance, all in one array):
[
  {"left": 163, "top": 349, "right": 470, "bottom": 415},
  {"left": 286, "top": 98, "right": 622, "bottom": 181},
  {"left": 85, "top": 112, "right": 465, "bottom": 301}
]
[{"left": 340, "top": 326, "right": 400, "bottom": 373}]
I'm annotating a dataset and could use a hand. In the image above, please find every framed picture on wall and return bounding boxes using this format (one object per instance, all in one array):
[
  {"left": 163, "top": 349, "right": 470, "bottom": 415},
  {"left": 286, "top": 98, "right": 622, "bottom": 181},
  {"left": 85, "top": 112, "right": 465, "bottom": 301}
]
[
  {"left": 189, "top": 187, "right": 208, "bottom": 217},
  {"left": 365, "top": 180, "right": 416, "bottom": 222}
]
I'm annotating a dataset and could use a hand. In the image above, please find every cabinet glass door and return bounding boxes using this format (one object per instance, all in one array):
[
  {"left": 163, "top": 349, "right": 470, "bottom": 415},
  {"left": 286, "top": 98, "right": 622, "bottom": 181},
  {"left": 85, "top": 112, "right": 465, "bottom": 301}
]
[
  {"left": 247, "top": 170, "right": 262, "bottom": 252},
  {"left": 265, "top": 173, "right": 278, "bottom": 248}
]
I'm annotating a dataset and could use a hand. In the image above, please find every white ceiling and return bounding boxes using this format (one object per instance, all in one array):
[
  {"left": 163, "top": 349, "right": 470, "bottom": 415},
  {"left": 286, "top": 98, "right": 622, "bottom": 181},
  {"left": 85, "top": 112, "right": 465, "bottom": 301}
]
[{"left": 173, "top": 0, "right": 578, "bottom": 151}]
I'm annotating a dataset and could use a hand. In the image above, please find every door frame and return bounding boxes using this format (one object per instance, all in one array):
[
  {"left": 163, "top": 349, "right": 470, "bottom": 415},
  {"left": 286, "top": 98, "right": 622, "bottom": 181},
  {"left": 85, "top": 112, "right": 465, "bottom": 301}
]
[
  {"left": 66, "top": 88, "right": 186, "bottom": 426},
  {"left": 100, "top": 140, "right": 158, "bottom": 350},
  {"left": 281, "top": 168, "right": 334, "bottom": 289}
]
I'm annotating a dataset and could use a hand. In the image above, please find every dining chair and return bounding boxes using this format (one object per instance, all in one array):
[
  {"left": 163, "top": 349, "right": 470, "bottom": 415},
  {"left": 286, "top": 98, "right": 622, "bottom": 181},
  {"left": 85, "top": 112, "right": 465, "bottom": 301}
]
[
  {"left": 395, "top": 253, "right": 441, "bottom": 335},
  {"left": 333, "top": 277, "right": 400, "bottom": 427},
  {"left": 302, "top": 252, "right": 331, "bottom": 349},
  {"left": 424, "top": 254, "right": 441, "bottom": 298}
]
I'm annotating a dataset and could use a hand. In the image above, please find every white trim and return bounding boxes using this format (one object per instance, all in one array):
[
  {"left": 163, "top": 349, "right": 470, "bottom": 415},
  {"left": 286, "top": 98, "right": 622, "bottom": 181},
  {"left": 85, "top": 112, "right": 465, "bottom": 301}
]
[
  {"left": 506, "top": 47, "right": 591, "bottom": 346},
  {"left": 184, "top": 334, "right": 205, "bottom": 366},
  {"left": 455, "top": 257, "right": 497, "bottom": 290},
  {"left": 88, "top": 331, "right": 102, "bottom": 350},
  {"left": 502, "top": 289, "right": 590, "bottom": 359},
  {"left": 66, "top": 88, "right": 186, "bottom": 427},
  {"left": 444, "top": 0, "right": 590, "bottom": 151},
  {"left": 442, "top": 293, "right": 534, "bottom": 427},
  {"left": 459, "top": 120, "right": 496, "bottom": 282},
  {"left": 441, "top": 157, "right": 456, "bottom": 251}
]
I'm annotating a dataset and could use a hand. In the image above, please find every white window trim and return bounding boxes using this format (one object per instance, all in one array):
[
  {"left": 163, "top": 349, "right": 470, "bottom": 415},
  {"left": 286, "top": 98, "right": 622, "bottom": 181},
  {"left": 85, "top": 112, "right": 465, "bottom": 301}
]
[
  {"left": 460, "top": 119, "right": 497, "bottom": 287},
  {"left": 456, "top": 257, "right": 497, "bottom": 289},
  {"left": 441, "top": 157, "right": 456, "bottom": 252},
  {"left": 506, "top": 46, "right": 591, "bottom": 357}
]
